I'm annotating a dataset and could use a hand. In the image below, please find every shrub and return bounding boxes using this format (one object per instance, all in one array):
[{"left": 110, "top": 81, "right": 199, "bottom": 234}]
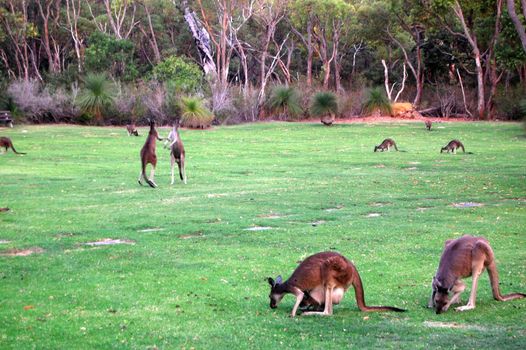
[
  {"left": 179, "top": 96, "right": 214, "bottom": 128},
  {"left": 76, "top": 73, "right": 117, "bottom": 124},
  {"left": 267, "top": 85, "right": 302, "bottom": 120},
  {"left": 362, "top": 87, "right": 392, "bottom": 115},
  {"left": 6, "top": 79, "right": 79, "bottom": 123},
  {"left": 152, "top": 55, "right": 203, "bottom": 93},
  {"left": 310, "top": 91, "right": 338, "bottom": 117},
  {"left": 494, "top": 87, "right": 526, "bottom": 120}
]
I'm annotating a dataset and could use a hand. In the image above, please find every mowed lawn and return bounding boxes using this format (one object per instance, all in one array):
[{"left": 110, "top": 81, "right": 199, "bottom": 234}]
[{"left": 0, "top": 121, "right": 525, "bottom": 349}]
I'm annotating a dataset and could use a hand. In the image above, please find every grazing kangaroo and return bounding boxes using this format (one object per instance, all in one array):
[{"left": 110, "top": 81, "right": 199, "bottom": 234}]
[
  {"left": 126, "top": 124, "right": 139, "bottom": 136},
  {"left": 0, "top": 136, "right": 26, "bottom": 155},
  {"left": 138, "top": 120, "right": 163, "bottom": 188},
  {"left": 374, "top": 138, "right": 398, "bottom": 152},
  {"left": 164, "top": 123, "right": 186, "bottom": 185},
  {"left": 441, "top": 139, "right": 465, "bottom": 153},
  {"left": 425, "top": 120, "right": 432, "bottom": 131},
  {"left": 429, "top": 235, "right": 525, "bottom": 314},
  {"left": 268, "top": 251, "right": 406, "bottom": 317}
]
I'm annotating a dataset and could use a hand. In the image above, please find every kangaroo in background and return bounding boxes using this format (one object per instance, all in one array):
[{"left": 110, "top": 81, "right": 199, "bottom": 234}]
[
  {"left": 138, "top": 120, "right": 163, "bottom": 188},
  {"left": 126, "top": 124, "right": 139, "bottom": 136},
  {"left": 164, "top": 122, "right": 186, "bottom": 185},
  {"left": 268, "top": 251, "right": 405, "bottom": 317},
  {"left": 0, "top": 136, "right": 26, "bottom": 155},
  {"left": 374, "top": 138, "right": 398, "bottom": 152},
  {"left": 425, "top": 120, "right": 432, "bottom": 131},
  {"left": 441, "top": 139, "right": 465, "bottom": 153},
  {"left": 429, "top": 235, "right": 525, "bottom": 314}
]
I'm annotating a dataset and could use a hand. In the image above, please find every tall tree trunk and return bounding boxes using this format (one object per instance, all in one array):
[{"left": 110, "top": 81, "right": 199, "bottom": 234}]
[{"left": 506, "top": 0, "right": 526, "bottom": 53}]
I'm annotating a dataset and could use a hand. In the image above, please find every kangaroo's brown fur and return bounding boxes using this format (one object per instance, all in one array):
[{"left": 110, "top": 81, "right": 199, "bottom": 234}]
[
  {"left": 374, "top": 138, "right": 398, "bottom": 152},
  {"left": 425, "top": 120, "right": 432, "bottom": 131},
  {"left": 126, "top": 124, "right": 139, "bottom": 136},
  {"left": 0, "top": 136, "right": 25, "bottom": 155},
  {"left": 164, "top": 124, "right": 186, "bottom": 185},
  {"left": 441, "top": 139, "right": 465, "bottom": 153},
  {"left": 268, "top": 251, "right": 405, "bottom": 317},
  {"left": 138, "top": 120, "right": 163, "bottom": 188},
  {"left": 429, "top": 235, "right": 525, "bottom": 314}
]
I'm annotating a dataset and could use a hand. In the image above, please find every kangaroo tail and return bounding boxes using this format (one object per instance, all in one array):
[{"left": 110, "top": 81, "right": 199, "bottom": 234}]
[
  {"left": 486, "top": 260, "right": 526, "bottom": 302},
  {"left": 393, "top": 142, "right": 399, "bottom": 151},
  {"left": 11, "top": 145, "right": 26, "bottom": 155},
  {"left": 460, "top": 143, "right": 465, "bottom": 153},
  {"left": 352, "top": 267, "right": 406, "bottom": 312}
]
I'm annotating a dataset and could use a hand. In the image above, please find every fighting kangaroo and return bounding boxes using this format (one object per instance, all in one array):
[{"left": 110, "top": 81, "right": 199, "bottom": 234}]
[
  {"left": 441, "top": 139, "right": 465, "bottom": 153},
  {"left": 0, "top": 136, "right": 26, "bottom": 155},
  {"left": 126, "top": 124, "right": 139, "bottom": 136},
  {"left": 164, "top": 123, "right": 186, "bottom": 185},
  {"left": 138, "top": 120, "right": 163, "bottom": 188},
  {"left": 268, "top": 251, "right": 405, "bottom": 317},
  {"left": 374, "top": 138, "right": 398, "bottom": 152},
  {"left": 429, "top": 235, "right": 525, "bottom": 314}
]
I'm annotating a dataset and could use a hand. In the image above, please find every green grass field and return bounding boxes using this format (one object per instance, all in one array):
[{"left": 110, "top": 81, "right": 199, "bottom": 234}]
[{"left": 1, "top": 122, "right": 525, "bottom": 349}]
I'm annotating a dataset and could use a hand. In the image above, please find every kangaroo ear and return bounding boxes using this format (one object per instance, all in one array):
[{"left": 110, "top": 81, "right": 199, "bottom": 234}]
[
  {"left": 267, "top": 277, "right": 275, "bottom": 286},
  {"left": 276, "top": 275, "right": 282, "bottom": 284}
]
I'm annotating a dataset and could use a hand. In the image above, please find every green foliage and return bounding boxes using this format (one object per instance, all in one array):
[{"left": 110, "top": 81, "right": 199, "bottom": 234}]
[
  {"left": 85, "top": 31, "right": 138, "bottom": 81},
  {"left": 179, "top": 96, "right": 214, "bottom": 128},
  {"left": 362, "top": 87, "right": 392, "bottom": 115},
  {"left": 76, "top": 73, "right": 116, "bottom": 124},
  {"left": 309, "top": 91, "right": 338, "bottom": 117},
  {"left": 152, "top": 56, "right": 203, "bottom": 93},
  {"left": 267, "top": 85, "right": 302, "bottom": 120},
  {"left": 494, "top": 87, "right": 526, "bottom": 121}
]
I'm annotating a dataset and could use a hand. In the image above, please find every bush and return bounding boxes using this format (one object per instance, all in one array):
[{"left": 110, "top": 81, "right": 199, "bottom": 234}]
[
  {"left": 494, "top": 87, "right": 526, "bottom": 120},
  {"left": 152, "top": 55, "right": 203, "bottom": 93},
  {"left": 7, "top": 79, "right": 79, "bottom": 123},
  {"left": 76, "top": 73, "right": 117, "bottom": 124},
  {"left": 362, "top": 87, "right": 392, "bottom": 115},
  {"left": 309, "top": 91, "right": 338, "bottom": 125},
  {"left": 267, "top": 85, "right": 302, "bottom": 120},
  {"left": 179, "top": 96, "right": 214, "bottom": 128}
]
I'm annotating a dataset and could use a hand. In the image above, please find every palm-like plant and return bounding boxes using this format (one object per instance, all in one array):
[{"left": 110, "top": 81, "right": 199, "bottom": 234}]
[
  {"left": 179, "top": 96, "right": 214, "bottom": 128},
  {"left": 362, "top": 87, "right": 392, "bottom": 116},
  {"left": 267, "top": 85, "right": 302, "bottom": 120},
  {"left": 77, "top": 73, "right": 116, "bottom": 123},
  {"left": 310, "top": 91, "right": 338, "bottom": 126}
]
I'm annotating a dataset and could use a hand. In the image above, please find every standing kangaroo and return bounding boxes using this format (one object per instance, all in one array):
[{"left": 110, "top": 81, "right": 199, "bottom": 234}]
[
  {"left": 164, "top": 123, "right": 186, "bottom": 185},
  {"left": 268, "top": 251, "right": 405, "bottom": 317},
  {"left": 0, "top": 136, "right": 26, "bottom": 155},
  {"left": 138, "top": 120, "right": 163, "bottom": 188},
  {"left": 441, "top": 139, "right": 465, "bottom": 153},
  {"left": 429, "top": 235, "right": 525, "bottom": 314},
  {"left": 425, "top": 120, "right": 432, "bottom": 131},
  {"left": 126, "top": 124, "right": 139, "bottom": 136},
  {"left": 374, "top": 138, "right": 398, "bottom": 152}
]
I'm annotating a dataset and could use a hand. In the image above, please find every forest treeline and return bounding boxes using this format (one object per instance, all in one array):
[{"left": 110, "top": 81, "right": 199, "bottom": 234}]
[{"left": 0, "top": 0, "right": 525, "bottom": 125}]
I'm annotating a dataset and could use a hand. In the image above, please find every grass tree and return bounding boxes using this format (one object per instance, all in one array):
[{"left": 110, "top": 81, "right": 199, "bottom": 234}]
[
  {"left": 179, "top": 96, "right": 214, "bottom": 128},
  {"left": 77, "top": 73, "right": 116, "bottom": 124},
  {"left": 267, "top": 85, "right": 302, "bottom": 120},
  {"left": 362, "top": 87, "right": 392, "bottom": 116},
  {"left": 310, "top": 91, "right": 338, "bottom": 126}
]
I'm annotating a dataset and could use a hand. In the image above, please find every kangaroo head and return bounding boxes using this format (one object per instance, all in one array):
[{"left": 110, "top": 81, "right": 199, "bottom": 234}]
[
  {"left": 374, "top": 146, "right": 378, "bottom": 152},
  {"left": 432, "top": 277, "right": 451, "bottom": 314},
  {"left": 267, "top": 275, "right": 285, "bottom": 309}
]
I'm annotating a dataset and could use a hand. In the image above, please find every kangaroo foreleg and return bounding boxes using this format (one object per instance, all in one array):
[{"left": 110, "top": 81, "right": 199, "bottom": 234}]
[{"left": 290, "top": 288, "right": 305, "bottom": 318}]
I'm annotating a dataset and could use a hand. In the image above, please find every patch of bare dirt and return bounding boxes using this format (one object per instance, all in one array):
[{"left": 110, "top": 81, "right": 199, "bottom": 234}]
[
  {"left": 0, "top": 247, "right": 44, "bottom": 256},
  {"left": 423, "top": 321, "right": 486, "bottom": 331},
  {"left": 244, "top": 226, "right": 272, "bottom": 231},
  {"left": 452, "top": 202, "right": 484, "bottom": 208},
  {"left": 138, "top": 228, "right": 165, "bottom": 233},
  {"left": 325, "top": 205, "right": 344, "bottom": 212},
  {"left": 0, "top": 240, "right": 10, "bottom": 244},
  {"left": 179, "top": 232, "right": 204, "bottom": 239},
  {"left": 257, "top": 213, "right": 283, "bottom": 219},
  {"left": 366, "top": 213, "right": 381, "bottom": 218},
  {"left": 84, "top": 239, "right": 135, "bottom": 246}
]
